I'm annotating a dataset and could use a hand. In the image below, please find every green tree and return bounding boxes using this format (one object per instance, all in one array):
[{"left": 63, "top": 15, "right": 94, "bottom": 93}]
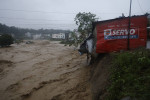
[
  {"left": 0, "top": 34, "right": 14, "bottom": 47},
  {"left": 75, "top": 12, "right": 98, "bottom": 42},
  {"left": 70, "top": 31, "right": 79, "bottom": 47}
]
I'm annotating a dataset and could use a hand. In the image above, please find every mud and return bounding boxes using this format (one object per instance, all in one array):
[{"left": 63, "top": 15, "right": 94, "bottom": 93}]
[
  {"left": 90, "top": 54, "right": 113, "bottom": 100},
  {"left": 0, "top": 40, "right": 92, "bottom": 100}
]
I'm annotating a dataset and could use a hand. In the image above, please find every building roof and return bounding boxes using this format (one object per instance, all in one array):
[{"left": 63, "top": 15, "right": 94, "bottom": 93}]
[{"left": 92, "top": 15, "right": 148, "bottom": 32}]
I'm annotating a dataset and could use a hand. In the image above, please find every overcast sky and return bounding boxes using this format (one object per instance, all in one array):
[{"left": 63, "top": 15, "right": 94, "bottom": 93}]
[{"left": 0, "top": 0, "right": 150, "bottom": 30}]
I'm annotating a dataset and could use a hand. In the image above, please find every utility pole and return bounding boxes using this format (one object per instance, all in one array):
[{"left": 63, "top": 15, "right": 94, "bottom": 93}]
[{"left": 127, "top": 0, "right": 132, "bottom": 50}]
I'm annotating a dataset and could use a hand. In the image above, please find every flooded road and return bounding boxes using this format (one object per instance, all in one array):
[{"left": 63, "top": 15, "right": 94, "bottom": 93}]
[{"left": 0, "top": 40, "right": 92, "bottom": 100}]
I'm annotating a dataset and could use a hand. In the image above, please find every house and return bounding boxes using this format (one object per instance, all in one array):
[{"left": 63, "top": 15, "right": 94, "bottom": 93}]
[
  {"left": 78, "top": 15, "right": 149, "bottom": 64},
  {"left": 33, "top": 34, "right": 42, "bottom": 40},
  {"left": 79, "top": 15, "right": 148, "bottom": 56},
  {"left": 25, "top": 32, "right": 32, "bottom": 38},
  {"left": 92, "top": 15, "right": 149, "bottom": 53},
  {"left": 52, "top": 33, "right": 65, "bottom": 39}
]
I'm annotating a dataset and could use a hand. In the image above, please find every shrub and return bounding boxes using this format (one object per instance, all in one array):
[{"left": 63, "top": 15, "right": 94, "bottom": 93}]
[
  {"left": 0, "top": 34, "right": 14, "bottom": 47},
  {"left": 106, "top": 49, "right": 150, "bottom": 100}
]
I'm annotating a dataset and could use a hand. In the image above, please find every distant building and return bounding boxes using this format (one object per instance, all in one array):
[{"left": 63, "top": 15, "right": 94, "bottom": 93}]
[
  {"left": 25, "top": 32, "right": 32, "bottom": 38},
  {"left": 41, "top": 34, "right": 51, "bottom": 37},
  {"left": 46, "top": 34, "right": 51, "bottom": 37},
  {"left": 52, "top": 33, "right": 65, "bottom": 39},
  {"left": 33, "top": 34, "right": 42, "bottom": 40},
  {"left": 69, "top": 33, "right": 71, "bottom": 38},
  {"left": 41, "top": 34, "right": 51, "bottom": 39}
]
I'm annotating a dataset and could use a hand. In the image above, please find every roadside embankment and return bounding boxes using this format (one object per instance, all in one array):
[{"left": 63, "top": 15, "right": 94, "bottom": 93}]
[{"left": 90, "top": 48, "right": 150, "bottom": 100}]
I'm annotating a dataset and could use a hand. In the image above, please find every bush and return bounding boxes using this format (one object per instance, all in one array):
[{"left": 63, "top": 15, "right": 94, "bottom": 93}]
[
  {"left": 106, "top": 49, "right": 150, "bottom": 100},
  {"left": 0, "top": 34, "right": 14, "bottom": 47},
  {"left": 14, "top": 39, "right": 23, "bottom": 44},
  {"left": 60, "top": 40, "right": 74, "bottom": 46}
]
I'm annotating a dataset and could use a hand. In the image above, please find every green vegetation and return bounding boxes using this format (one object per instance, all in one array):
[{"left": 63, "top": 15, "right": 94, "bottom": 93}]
[
  {"left": 75, "top": 12, "right": 98, "bottom": 41},
  {"left": 0, "top": 23, "right": 70, "bottom": 39},
  {"left": 60, "top": 40, "right": 73, "bottom": 46},
  {"left": 14, "top": 39, "right": 23, "bottom": 44},
  {"left": 64, "top": 12, "right": 98, "bottom": 47},
  {"left": 60, "top": 31, "right": 78, "bottom": 46},
  {"left": 106, "top": 49, "right": 150, "bottom": 100},
  {"left": 75, "top": 12, "right": 98, "bottom": 36},
  {"left": 0, "top": 34, "right": 14, "bottom": 47}
]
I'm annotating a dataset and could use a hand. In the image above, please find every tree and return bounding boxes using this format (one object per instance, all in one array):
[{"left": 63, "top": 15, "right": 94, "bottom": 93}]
[
  {"left": 0, "top": 23, "right": 71, "bottom": 39},
  {"left": 0, "top": 34, "right": 14, "bottom": 47},
  {"left": 74, "top": 12, "right": 98, "bottom": 42},
  {"left": 70, "top": 30, "right": 79, "bottom": 47}
]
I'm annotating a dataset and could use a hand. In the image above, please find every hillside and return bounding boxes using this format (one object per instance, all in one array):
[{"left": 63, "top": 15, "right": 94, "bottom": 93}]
[
  {"left": 90, "top": 48, "right": 150, "bottom": 100},
  {"left": 0, "top": 23, "right": 70, "bottom": 39}
]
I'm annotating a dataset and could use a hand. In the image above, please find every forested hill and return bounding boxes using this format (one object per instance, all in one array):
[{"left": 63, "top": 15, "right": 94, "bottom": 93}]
[{"left": 0, "top": 23, "right": 70, "bottom": 38}]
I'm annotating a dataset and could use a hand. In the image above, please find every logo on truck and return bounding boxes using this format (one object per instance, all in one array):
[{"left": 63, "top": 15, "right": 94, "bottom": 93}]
[{"left": 104, "top": 28, "right": 138, "bottom": 40}]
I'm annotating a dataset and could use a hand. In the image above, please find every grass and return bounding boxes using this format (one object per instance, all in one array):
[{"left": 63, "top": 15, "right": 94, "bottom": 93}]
[{"left": 106, "top": 48, "right": 150, "bottom": 100}]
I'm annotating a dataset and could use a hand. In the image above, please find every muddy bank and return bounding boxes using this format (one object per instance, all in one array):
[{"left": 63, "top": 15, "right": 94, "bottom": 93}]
[
  {"left": 90, "top": 54, "right": 113, "bottom": 100},
  {"left": 0, "top": 40, "right": 92, "bottom": 100}
]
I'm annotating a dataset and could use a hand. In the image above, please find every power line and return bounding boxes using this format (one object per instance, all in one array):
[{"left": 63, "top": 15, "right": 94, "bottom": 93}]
[
  {"left": 0, "top": 22, "right": 76, "bottom": 29},
  {"left": 0, "top": 16, "right": 73, "bottom": 21},
  {"left": 1, "top": 23, "right": 75, "bottom": 26},
  {"left": 0, "top": 9, "right": 76, "bottom": 14},
  {"left": 0, "top": 21, "right": 76, "bottom": 26},
  {"left": 0, "top": 8, "right": 127, "bottom": 15},
  {"left": 136, "top": 0, "right": 144, "bottom": 14}
]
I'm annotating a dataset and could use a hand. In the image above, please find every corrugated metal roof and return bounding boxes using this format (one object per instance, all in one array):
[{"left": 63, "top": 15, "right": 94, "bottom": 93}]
[{"left": 92, "top": 15, "right": 148, "bottom": 32}]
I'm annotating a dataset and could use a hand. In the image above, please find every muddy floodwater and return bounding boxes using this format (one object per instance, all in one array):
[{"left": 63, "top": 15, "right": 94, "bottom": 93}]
[{"left": 0, "top": 40, "right": 92, "bottom": 100}]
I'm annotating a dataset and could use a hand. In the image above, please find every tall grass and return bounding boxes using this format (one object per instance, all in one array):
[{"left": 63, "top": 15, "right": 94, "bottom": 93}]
[{"left": 106, "top": 49, "right": 150, "bottom": 100}]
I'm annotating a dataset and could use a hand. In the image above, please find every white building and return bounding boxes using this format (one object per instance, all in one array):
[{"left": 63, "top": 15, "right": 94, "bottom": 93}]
[
  {"left": 33, "top": 34, "right": 42, "bottom": 40},
  {"left": 25, "top": 32, "right": 32, "bottom": 38},
  {"left": 52, "top": 33, "right": 65, "bottom": 39}
]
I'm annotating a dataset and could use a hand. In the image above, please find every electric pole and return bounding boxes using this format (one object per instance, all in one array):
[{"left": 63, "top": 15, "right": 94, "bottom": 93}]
[{"left": 127, "top": 0, "right": 132, "bottom": 50}]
